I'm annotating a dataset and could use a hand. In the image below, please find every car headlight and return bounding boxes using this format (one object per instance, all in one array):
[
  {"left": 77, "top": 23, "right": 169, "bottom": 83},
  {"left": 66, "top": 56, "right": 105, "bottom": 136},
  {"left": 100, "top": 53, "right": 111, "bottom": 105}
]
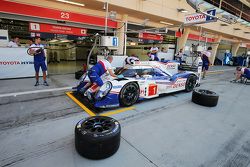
[{"left": 95, "top": 81, "right": 112, "bottom": 100}]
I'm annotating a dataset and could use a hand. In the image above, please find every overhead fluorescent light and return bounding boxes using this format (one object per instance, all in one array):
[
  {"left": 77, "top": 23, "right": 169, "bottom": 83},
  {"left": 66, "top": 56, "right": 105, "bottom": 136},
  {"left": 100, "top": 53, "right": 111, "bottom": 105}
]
[
  {"left": 234, "top": 28, "right": 241, "bottom": 30},
  {"left": 160, "top": 21, "right": 174, "bottom": 25},
  {"left": 220, "top": 24, "right": 228, "bottom": 26},
  {"left": 56, "top": 0, "right": 85, "bottom": 7},
  {"left": 177, "top": 8, "right": 188, "bottom": 13},
  {"left": 49, "top": 39, "right": 59, "bottom": 43},
  {"left": 129, "top": 42, "right": 137, "bottom": 46}
]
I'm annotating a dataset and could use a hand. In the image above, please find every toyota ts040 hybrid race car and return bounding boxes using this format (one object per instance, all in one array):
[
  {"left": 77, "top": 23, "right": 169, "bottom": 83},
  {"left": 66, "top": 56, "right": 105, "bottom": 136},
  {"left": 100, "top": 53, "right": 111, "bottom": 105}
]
[{"left": 75, "top": 61, "right": 200, "bottom": 108}]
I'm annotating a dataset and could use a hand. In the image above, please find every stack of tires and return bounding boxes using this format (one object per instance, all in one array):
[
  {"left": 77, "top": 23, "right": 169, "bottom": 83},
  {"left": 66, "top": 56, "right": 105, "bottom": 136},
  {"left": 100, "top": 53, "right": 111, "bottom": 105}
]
[{"left": 75, "top": 116, "right": 121, "bottom": 159}]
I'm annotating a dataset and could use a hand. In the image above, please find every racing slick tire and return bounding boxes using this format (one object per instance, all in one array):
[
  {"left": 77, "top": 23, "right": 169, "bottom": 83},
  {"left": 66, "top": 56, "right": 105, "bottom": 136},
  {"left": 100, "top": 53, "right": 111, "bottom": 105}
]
[
  {"left": 75, "top": 116, "right": 121, "bottom": 159},
  {"left": 185, "top": 75, "right": 197, "bottom": 92},
  {"left": 192, "top": 89, "right": 219, "bottom": 107},
  {"left": 119, "top": 82, "right": 140, "bottom": 107}
]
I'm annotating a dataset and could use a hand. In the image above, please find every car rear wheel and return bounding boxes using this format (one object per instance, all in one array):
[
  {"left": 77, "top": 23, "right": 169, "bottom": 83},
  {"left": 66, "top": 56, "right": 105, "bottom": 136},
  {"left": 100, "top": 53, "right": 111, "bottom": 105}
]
[
  {"left": 185, "top": 75, "right": 197, "bottom": 92},
  {"left": 192, "top": 89, "right": 219, "bottom": 107},
  {"left": 75, "top": 116, "right": 121, "bottom": 159},
  {"left": 119, "top": 82, "right": 140, "bottom": 107}
]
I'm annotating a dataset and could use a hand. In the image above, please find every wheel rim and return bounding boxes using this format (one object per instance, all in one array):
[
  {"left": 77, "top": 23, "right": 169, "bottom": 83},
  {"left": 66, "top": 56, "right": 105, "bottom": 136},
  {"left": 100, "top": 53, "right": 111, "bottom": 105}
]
[
  {"left": 82, "top": 117, "right": 114, "bottom": 133},
  {"left": 121, "top": 84, "right": 138, "bottom": 104},
  {"left": 187, "top": 77, "right": 196, "bottom": 90}
]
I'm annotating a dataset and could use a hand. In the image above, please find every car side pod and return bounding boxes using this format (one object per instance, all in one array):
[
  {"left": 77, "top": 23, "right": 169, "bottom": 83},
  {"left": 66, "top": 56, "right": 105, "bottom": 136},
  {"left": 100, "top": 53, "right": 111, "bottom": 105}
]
[
  {"left": 192, "top": 89, "right": 219, "bottom": 107},
  {"left": 75, "top": 116, "right": 121, "bottom": 159}
]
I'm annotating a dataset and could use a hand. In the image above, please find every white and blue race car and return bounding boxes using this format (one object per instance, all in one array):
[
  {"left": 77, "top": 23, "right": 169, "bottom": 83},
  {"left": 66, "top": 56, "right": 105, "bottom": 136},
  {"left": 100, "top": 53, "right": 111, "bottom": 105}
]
[{"left": 76, "top": 61, "right": 200, "bottom": 108}]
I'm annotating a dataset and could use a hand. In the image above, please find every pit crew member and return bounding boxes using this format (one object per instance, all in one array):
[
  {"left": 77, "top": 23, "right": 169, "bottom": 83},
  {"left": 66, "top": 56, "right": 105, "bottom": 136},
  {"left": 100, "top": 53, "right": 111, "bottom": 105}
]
[
  {"left": 175, "top": 48, "right": 183, "bottom": 64},
  {"left": 150, "top": 43, "right": 159, "bottom": 61},
  {"left": 232, "top": 66, "right": 250, "bottom": 82},
  {"left": 201, "top": 46, "right": 212, "bottom": 79},
  {"left": 30, "top": 36, "right": 49, "bottom": 86},
  {"left": 84, "top": 55, "right": 118, "bottom": 98}
]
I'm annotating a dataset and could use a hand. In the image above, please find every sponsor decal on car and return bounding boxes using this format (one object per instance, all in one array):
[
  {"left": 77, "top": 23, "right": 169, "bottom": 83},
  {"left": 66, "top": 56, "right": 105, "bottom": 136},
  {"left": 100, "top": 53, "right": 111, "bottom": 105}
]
[
  {"left": 112, "top": 85, "right": 122, "bottom": 89},
  {"left": 172, "top": 78, "right": 186, "bottom": 88},
  {"left": 164, "top": 63, "right": 177, "bottom": 69},
  {"left": 172, "top": 82, "right": 185, "bottom": 88}
]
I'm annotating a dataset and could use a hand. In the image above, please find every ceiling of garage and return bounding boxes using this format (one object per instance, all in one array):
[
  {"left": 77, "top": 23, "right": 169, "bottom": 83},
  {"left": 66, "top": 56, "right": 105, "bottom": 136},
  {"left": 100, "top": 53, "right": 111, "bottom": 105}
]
[{"left": 203, "top": 0, "right": 250, "bottom": 23}]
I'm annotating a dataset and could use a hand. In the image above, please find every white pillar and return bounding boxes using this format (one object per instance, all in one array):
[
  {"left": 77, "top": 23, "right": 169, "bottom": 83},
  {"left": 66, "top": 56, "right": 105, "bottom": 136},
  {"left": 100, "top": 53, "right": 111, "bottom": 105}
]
[
  {"left": 117, "top": 14, "right": 128, "bottom": 55},
  {"left": 177, "top": 27, "right": 191, "bottom": 51},
  {"left": 210, "top": 35, "right": 222, "bottom": 65},
  {"left": 232, "top": 42, "right": 241, "bottom": 57}
]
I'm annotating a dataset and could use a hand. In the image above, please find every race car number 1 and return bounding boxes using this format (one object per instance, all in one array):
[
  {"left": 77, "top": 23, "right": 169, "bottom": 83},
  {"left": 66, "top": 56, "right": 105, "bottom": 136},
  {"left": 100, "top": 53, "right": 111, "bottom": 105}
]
[{"left": 148, "top": 84, "right": 157, "bottom": 96}]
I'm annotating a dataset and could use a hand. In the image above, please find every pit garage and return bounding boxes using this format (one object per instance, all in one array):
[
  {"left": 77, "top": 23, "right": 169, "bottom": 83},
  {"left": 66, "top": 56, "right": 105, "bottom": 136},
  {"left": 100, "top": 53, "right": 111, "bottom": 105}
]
[
  {"left": 1, "top": 0, "right": 250, "bottom": 167},
  {"left": 1, "top": 67, "right": 250, "bottom": 166}
]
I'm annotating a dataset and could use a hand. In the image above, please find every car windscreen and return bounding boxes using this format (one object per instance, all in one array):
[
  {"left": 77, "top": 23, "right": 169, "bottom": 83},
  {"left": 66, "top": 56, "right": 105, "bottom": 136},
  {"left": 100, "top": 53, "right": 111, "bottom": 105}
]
[
  {"left": 116, "top": 68, "right": 140, "bottom": 77},
  {"left": 116, "top": 67, "right": 170, "bottom": 78}
]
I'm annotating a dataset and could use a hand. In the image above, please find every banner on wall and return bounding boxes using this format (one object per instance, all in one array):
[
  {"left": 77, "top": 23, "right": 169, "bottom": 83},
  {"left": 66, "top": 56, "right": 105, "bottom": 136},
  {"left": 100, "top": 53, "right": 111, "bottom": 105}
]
[
  {"left": 139, "top": 32, "right": 163, "bottom": 41},
  {"left": 138, "top": 32, "right": 163, "bottom": 43},
  {"left": 0, "top": 48, "right": 46, "bottom": 79},
  {"left": 29, "top": 23, "right": 87, "bottom": 36},
  {"left": 0, "top": 0, "right": 117, "bottom": 28},
  {"left": 184, "top": 9, "right": 216, "bottom": 25}
]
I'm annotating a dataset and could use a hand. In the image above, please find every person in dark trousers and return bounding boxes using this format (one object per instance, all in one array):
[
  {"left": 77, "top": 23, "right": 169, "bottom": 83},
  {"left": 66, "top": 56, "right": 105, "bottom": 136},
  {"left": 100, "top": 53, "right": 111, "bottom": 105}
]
[
  {"left": 232, "top": 66, "right": 250, "bottom": 82},
  {"left": 150, "top": 43, "right": 159, "bottom": 61},
  {"left": 83, "top": 55, "right": 117, "bottom": 98},
  {"left": 30, "top": 37, "right": 49, "bottom": 86},
  {"left": 201, "top": 46, "right": 212, "bottom": 79},
  {"left": 175, "top": 48, "right": 183, "bottom": 64}
]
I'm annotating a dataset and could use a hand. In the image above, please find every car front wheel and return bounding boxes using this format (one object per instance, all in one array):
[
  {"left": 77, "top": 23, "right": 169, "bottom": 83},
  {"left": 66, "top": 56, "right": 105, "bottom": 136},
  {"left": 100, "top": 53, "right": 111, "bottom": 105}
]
[
  {"left": 119, "top": 82, "right": 140, "bottom": 107},
  {"left": 185, "top": 75, "right": 197, "bottom": 92}
]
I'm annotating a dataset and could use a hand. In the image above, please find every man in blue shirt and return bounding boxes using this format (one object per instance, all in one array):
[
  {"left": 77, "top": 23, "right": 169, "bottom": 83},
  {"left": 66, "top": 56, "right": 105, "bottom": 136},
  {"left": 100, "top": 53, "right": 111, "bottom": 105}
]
[{"left": 30, "top": 37, "right": 48, "bottom": 86}]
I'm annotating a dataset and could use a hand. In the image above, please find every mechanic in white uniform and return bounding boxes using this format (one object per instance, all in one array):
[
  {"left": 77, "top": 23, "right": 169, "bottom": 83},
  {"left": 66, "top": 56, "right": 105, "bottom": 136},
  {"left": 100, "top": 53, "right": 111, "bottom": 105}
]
[
  {"left": 7, "top": 37, "right": 20, "bottom": 47},
  {"left": 175, "top": 48, "right": 184, "bottom": 64},
  {"left": 149, "top": 43, "right": 159, "bottom": 61}
]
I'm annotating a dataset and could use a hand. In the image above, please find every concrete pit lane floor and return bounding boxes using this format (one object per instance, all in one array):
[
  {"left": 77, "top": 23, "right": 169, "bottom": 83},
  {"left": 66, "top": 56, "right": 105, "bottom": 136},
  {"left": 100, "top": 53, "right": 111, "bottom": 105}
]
[{"left": 1, "top": 69, "right": 250, "bottom": 167}]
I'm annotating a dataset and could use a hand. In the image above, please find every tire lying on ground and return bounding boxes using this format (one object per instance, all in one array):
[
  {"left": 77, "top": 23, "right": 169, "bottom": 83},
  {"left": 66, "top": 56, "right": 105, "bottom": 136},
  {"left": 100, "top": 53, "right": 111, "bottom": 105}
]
[
  {"left": 192, "top": 89, "right": 219, "bottom": 107},
  {"left": 75, "top": 116, "right": 121, "bottom": 159}
]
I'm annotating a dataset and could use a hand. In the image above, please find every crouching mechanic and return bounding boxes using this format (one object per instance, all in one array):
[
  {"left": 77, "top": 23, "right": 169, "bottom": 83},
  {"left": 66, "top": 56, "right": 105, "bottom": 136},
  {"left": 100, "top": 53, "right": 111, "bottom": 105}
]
[
  {"left": 84, "top": 55, "right": 118, "bottom": 99},
  {"left": 30, "top": 37, "right": 49, "bottom": 86},
  {"left": 231, "top": 66, "right": 250, "bottom": 82}
]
